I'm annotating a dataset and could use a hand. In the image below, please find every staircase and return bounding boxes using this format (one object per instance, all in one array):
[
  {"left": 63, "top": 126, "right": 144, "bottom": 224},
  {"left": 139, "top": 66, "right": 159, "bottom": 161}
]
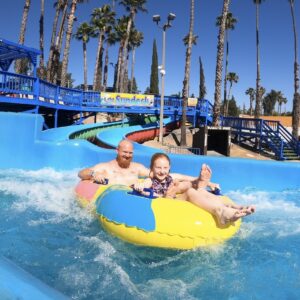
[
  {"left": 221, "top": 117, "right": 300, "bottom": 161},
  {"left": 261, "top": 121, "right": 300, "bottom": 160}
]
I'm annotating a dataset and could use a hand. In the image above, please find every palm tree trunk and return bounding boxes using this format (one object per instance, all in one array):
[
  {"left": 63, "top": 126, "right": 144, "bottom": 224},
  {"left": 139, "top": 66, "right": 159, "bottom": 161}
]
[
  {"left": 93, "top": 32, "right": 104, "bottom": 91},
  {"left": 181, "top": 0, "right": 194, "bottom": 146},
  {"left": 130, "top": 47, "right": 136, "bottom": 93},
  {"left": 226, "top": 82, "right": 232, "bottom": 103},
  {"left": 83, "top": 41, "right": 87, "bottom": 91},
  {"left": 254, "top": 2, "right": 262, "bottom": 118},
  {"left": 119, "top": 12, "right": 134, "bottom": 92},
  {"left": 39, "top": 0, "right": 45, "bottom": 78},
  {"left": 52, "top": 3, "right": 67, "bottom": 84},
  {"left": 213, "top": 0, "right": 230, "bottom": 126},
  {"left": 103, "top": 43, "right": 109, "bottom": 91},
  {"left": 123, "top": 50, "right": 130, "bottom": 93},
  {"left": 61, "top": 0, "right": 77, "bottom": 87},
  {"left": 98, "top": 46, "right": 104, "bottom": 91},
  {"left": 290, "top": 0, "right": 300, "bottom": 138},
  {"left": 47, "top": 0, "right": 62, "bottom": 81},
  {"left": 115, "top": 43, "right": 124, "bottom": 92},
  {"left": 15, "top": 0, "right": 31, "bottom": 73},
  {"left": 223, "top": 35, "right": 229, "bottom": 116}
]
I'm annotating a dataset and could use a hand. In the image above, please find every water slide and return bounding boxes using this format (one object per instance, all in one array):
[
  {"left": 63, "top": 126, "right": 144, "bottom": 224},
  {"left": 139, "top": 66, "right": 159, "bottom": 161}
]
[
  {"left": 0, "top": 111, "right": 300, "bottom": 298},
  {"left": 1, "top": 112, "right": 299, "bottom": 191}
]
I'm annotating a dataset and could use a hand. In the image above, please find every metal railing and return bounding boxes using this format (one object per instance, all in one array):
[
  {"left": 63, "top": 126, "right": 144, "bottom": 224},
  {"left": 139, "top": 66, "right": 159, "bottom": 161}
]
[{"left": 164, "top": 144, "right": 201, "bottom": 155}]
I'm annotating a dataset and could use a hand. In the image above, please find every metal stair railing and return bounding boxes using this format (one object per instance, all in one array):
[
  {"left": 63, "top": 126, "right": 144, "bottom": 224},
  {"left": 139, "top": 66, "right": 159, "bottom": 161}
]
[
  {"left": 263, "top": 120, "right": 300, "bottom": 157},
  {"left": 261, "top": 121, "right": 285, "bottom": 159},
  {"left": 277, "top": 122, "right": 300, "bottom": 156},
  {"left": 221, "top": 116, "right": 299, "bottom": 160}
]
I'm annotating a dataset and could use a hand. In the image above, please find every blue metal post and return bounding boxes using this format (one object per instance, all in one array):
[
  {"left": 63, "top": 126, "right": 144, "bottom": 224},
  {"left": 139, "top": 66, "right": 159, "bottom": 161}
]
[
  {"left": 34, "top": 77, "right": 40, "bottom": 101},
  {"left": 54, "top": 109, "right": 58, "bottom": 128},
  {"left": 280, "top": 140, "right": 284, "bottom": 160},
  {"left": 55, "top": 86, "right": 59, "bottom": 105},
  {"left": 259, "top": 119, "right": 263, "bottom": 152}
]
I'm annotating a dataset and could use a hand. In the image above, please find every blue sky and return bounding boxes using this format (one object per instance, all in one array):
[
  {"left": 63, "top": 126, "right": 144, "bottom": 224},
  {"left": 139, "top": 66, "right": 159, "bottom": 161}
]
[{"left": 0, "top": 0, "right": 299, "bottom": 112}]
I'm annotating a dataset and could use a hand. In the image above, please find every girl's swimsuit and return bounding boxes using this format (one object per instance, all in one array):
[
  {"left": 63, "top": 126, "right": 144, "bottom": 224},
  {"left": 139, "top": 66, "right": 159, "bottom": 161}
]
[{"left": 151, "top": 175, "right": 173, "bottom": 196}]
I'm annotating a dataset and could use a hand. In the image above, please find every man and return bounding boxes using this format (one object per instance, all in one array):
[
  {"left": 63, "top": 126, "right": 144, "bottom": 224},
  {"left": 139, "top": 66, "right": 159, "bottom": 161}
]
[
  {"left": 78, "top": 140, "right": 149, "bottom": 186},
  {"left": 78, "top": 139, "right": 198, "bottom": 186}
]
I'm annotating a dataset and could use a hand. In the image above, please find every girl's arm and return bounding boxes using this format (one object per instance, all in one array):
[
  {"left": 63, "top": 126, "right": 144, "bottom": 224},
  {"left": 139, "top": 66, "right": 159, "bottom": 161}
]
[{"left": 132, "top": 178, "right": 152, "bottom": 192}]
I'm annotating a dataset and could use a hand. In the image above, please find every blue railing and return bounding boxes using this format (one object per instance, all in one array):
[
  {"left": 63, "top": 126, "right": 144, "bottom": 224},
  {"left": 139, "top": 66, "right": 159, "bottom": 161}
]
[
  {"left": 222, "top": 116, "right": 300, "bottom": 159},
  {"left": 261, "top": 121, "right": 285, "bottom": 159},
  {"left": 0, "top": 70, "right": 216, "bottom": 125},
  {"left": 0, "top": 70, "right": 35, "bottom": 95}
]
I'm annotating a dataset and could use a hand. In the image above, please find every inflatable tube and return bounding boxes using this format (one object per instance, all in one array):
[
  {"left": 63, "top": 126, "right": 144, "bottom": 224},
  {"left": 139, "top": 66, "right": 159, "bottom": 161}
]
[{"left": 75, "top": 181, "right": 241, "bottom": 250}]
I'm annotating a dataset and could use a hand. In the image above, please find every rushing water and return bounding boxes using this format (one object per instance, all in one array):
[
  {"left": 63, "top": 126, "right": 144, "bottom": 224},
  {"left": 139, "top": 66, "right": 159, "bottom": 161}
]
[{"left": 0, "top": 168, "right": 300, "bottom": 300}]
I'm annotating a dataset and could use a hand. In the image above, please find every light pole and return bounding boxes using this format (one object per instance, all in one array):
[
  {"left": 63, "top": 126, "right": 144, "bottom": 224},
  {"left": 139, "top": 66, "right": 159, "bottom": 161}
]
[{"left": 153, "top": 13, "right": 176, "bottom": 144}]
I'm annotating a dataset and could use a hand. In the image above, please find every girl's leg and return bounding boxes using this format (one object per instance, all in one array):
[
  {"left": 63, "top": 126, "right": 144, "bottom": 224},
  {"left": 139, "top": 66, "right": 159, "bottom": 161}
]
[{"left": 185, "top": 188, "right": 253, "bottom": 226}]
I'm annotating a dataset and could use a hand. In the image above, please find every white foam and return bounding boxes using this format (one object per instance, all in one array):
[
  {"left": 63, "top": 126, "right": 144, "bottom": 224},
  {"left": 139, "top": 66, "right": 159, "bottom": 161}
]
[
  {"left": 227, "top": 189, "right": 300, "bottom": 239},
  {"left": 0, "top": 168, "right": 92, "bottom": 224},
  {"left": 137, "top": 278, "right": 197, "bottom": 300}
]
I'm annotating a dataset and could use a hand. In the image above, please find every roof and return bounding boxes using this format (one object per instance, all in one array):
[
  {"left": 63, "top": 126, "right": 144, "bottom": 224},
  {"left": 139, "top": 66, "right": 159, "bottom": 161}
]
[{"left": 0, "top": 38, "right": 40, "bottom": 71}]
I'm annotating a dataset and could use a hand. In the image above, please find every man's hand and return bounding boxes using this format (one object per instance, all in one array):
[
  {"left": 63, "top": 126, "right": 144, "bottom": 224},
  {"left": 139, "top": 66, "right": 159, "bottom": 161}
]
[{"left": 91, "top": 170, "right": 108, "bottom": 184}]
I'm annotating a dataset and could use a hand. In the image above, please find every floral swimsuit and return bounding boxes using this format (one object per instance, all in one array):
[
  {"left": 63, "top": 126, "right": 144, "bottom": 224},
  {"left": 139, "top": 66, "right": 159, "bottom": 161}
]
[{"left": 151, "top": 175, "right": 173, "bottom": 197}]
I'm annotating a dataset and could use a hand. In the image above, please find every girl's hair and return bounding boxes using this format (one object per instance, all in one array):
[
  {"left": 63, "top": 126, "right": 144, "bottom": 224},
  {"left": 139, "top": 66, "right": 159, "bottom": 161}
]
[{"left": 150, "top": 153, "right": 170, "bottom": 170}]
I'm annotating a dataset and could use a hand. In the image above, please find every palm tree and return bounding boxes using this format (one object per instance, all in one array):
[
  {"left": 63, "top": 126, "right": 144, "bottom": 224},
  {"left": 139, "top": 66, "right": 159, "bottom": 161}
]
[
  {"left": 52, "top": 1, "right": 69, "bottom": 84},
  {"left": 180, "top": 0, "right": 198, "bottom": 146},
  {"left": 47, "top": 0, "right": 67, "bottom": 82},
  {"left": 288, "top": 0, "right": 300, "bottom": 138},
  {"left": 262, "top": 89, "right": 278, "bottom": 115},
  {"left": 15, "top": 0, "right": 31, "bottom": 73},
  {"left": 91, "top": 5, "right": 115, "bottom": 91},
  {"left": 253, "top": 0, "right": 265, "bottom": 118},
  {"left": 277, "top": 93, "right": 287, "bottom": 115},
  {"left": 39, "top": 0, "right": 45, "bottom": 79},
  {"left": 74, "top": 22, "right": 95, "bottom": 91},
  {"left": 216, "top": 12, "right": 237, "bottom": 117},
  {"left": 103, "top": 28, "right": 117, "bottom": 91},
  {"left": 245, "top": 87, "right": 255, "bottom": 115},
  {"left": 61, "top": 0, "right": 87, "bottom": 87},
  {"left": 114, "top": 16, "right": 129, "bottom": 92},
  {"left": 212, "top": 0, "right": 231, "bottom": 126},
  {"left": 181, "top": 0, "right": 196, "bottom": 146},
  {"left": 129, "top": 29, "right": 143, "bottom": 93},
  {"left": 225, "top": 72, "right": 239, "bottom": 115},
  {"left": 118, "top": 0, "right": 147, "bottom": 92}
]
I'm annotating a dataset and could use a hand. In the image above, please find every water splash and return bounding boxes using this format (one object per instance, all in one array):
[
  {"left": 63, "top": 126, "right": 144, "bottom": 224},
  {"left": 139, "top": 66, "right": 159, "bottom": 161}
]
[{"left": 0, "top": 169, "right": 300, "bottom": 300}]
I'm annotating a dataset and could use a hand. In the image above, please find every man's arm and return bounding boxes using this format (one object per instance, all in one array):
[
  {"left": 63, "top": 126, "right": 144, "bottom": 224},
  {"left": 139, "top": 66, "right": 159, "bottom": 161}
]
[
  {"left": 78, "top": 162, "right": 108, "bottom": 183},
  {"left": 136, "top": 163, "right": 150, "bottom": 178},
  {"left": 78, "top": 167, "right": 94, "bottom": 180}
]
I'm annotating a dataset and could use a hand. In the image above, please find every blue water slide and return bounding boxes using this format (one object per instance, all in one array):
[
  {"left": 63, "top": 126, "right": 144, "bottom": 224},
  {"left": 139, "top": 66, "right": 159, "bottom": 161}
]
[
  {"left": 0, "top": 112, "right": 299, "bottom": 191},
  {"left": 0, "top": 257, "right": 68, "bottom": 300}
]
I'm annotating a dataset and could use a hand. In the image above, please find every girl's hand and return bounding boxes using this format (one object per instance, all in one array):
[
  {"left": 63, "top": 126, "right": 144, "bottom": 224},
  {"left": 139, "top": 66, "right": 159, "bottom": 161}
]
[
  {"left": 132, "top": 178, "right": 152, "bottom": 192},
  {"left": 208, "top": 182, "right": 220, "bottom": 191}
]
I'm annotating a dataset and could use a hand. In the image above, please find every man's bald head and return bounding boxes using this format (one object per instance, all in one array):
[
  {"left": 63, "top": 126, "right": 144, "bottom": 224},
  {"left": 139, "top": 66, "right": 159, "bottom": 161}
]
[
  {"left": 116, "top": 140, "right": 134, "bottom": 168},
  {"left": 117, "top": 139, "right": 133, "bottom": 150}
]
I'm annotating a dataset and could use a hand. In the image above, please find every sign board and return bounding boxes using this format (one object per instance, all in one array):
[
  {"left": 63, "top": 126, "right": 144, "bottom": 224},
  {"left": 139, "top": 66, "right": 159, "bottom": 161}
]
[
  {"left": 100, "top": 92, "right": 154, "bottom": 107},
  {"left": 188, "top": 97, "right": 198, "bottom": 107}
]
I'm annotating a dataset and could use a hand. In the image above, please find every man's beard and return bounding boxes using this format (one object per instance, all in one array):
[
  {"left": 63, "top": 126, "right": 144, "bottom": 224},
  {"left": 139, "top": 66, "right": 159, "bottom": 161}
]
[{"left": 117, "top": 156, "right": 131, "bottom": 168}]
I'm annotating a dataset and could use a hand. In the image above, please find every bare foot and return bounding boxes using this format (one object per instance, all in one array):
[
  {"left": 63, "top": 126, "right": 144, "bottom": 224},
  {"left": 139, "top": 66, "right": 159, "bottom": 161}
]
[
  {"left": 227, "top": 204, "right": 256, "bottom": 214},
  {"left": 195, "top": 164, "right": 212, "bottom": 189},
  {"left": 215, "top": 206, "right": 248, "bottom": 226}
]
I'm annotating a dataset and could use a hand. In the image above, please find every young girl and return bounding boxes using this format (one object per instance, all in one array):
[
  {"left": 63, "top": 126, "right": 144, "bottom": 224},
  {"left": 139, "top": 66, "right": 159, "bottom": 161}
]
[
  {"left": 133, "top": 153, "right": 219, "bottom": 197},
  {"left": 133, "top": 153, "right": 255, "bottom": 225}
]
